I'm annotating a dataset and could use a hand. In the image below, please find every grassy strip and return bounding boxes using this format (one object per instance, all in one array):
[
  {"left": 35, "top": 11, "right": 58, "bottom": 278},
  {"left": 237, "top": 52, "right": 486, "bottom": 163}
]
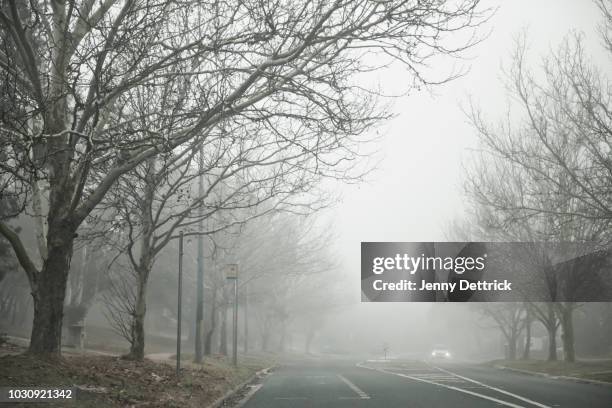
[
  {"left": 0, "top": 351, "right": 273, "bottom": 407},
  {"left": 490, "top": 359, "right": 612, "bottom": 383}
]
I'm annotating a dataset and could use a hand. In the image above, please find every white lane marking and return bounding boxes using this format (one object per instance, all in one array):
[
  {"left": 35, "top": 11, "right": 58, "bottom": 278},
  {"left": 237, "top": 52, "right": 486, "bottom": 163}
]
[
  {"left": 337, "top": 374, "right": 371, "bottom": 399},
  {"left": 410, "top": 374, "right": 464, "bottom": 380},
  {"left": 274, "top": 397, "right": 308, "bottom": 400},
  {"left": 394, "top": 367, "right": 437, "bottom": 371},
  {"left": 432, "top": 365, "right": 551, "bottom": 408},
  {"left": 356, "top": 362, "right": 550, "bottom": 408}
]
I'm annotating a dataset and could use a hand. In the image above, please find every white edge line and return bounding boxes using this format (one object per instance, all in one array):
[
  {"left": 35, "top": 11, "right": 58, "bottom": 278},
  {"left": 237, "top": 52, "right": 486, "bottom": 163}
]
[
  {"left": 432, "top": 365, "right": 551, "bottom": 408},
  {"left": 337, "top": 374, "right": 371, "bottom": 399},
  {"left": 356, "top": 362, "right": 529, "bottom": 408}
]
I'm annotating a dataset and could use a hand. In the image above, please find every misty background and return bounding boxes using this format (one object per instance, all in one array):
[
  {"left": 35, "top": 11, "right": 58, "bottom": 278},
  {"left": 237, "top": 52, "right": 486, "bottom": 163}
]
[
  {"left": 1, "top": 0, "right": 611, "bottom": 365},
  {"left": 325, "top": 0, "right": 610, "bottom": 360}
]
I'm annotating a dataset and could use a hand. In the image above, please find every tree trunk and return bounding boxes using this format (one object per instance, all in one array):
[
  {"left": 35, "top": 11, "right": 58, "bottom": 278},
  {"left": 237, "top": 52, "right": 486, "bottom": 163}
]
[
  {"left": 278, "top": 319, "right": 286, "bottom": 353},
  {"left": 28, "top": 231, "right": 74, "bottom": 356},
  {"left": 507, "top": 334, "right": 517, "bottom": 360},
  {"left": 204, "top": 322, "right": 215, "bottom": 355},
  {"left": 204, "top": 290, "right": 217, "bottom": 355},
  {"left": 126, "top": 163, "right": 155, "bottom": 361},
  {"left": 560, "top": 305, "right": 575, "bottom": 362},
  {"left": 261, "top": 316, "right": 271, "bottom": 352},
  {"left": 24, "top": 40, "right": 76, "bottom": 356},
  {"left": 547, "top": 324, "right": 558, "bottom": 361},
  {"left": 261, "top": 330, "right": 269, "bottom": 352},
  {"left": 305, "top": 328, "right": 315, "bottom": 354},
  {"left": 10, "top": 296, "right": 19, "bottom": 326},
  {"left": 127, "top": 271, "right": 148, "bottom": 360},
  {"left": 522, "top": 313, "right": 532, "bottom": 360}
]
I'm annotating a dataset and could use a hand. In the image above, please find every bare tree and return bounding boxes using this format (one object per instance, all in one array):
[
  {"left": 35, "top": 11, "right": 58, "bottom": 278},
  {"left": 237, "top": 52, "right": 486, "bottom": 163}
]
[
  {"left": 0, "top": 0, "right": 487, "bottom": 356},
  {"left": 478, "top": 303, "right": 526, "bottom": 360},
  {"left": 463, "top": 12, "right": 612, "bottom": 361},
  {"left": 447, "top": 212, "right": 566, "bottom": 361},
  {"left": 103, "top": 124, "right": 337, "bottom": 359},
  {"left": 466, "top": 10, "right": 612, "bottom": 236},
  {"left": 102, "top": 262, "right": 138, "bottom": 349},
  {"left": 236, "top": 214, "right": 336, "bottom": 353}
]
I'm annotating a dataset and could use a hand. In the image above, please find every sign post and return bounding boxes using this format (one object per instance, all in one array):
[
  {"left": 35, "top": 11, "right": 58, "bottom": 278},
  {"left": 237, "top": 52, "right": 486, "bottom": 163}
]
[{"left": 225, "top": 264, "right": 238, "bottom": 367}]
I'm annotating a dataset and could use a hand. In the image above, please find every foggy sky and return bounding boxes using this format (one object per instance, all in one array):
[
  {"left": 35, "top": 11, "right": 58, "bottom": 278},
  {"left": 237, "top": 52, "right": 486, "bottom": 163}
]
[
  {"left": 332, "top": 0, "right": 603, "bottom": 287},
  {"left": 314, "top": 0, "right": 605, "bottom": 350}
]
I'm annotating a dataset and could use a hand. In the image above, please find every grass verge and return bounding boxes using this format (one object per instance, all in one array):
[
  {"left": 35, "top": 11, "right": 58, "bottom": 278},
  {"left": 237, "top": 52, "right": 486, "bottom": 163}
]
[
  {"left": 490, "top": 359, "right": 612, "bottom": 383},
  {"left": 0, "top": 344, "right": 273, "bottom": 407}
]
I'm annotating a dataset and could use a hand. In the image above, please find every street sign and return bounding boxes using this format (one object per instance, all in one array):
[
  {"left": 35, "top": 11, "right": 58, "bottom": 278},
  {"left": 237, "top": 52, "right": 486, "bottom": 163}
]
[{"left": 226, "top": 263, "right": 238, "bottom": 280}]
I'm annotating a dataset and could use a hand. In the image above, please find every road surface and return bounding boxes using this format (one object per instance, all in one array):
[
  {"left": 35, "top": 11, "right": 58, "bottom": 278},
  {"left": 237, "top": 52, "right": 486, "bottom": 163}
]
[{"left": 240, "top": 356, "right": 612, "bottom": 407}]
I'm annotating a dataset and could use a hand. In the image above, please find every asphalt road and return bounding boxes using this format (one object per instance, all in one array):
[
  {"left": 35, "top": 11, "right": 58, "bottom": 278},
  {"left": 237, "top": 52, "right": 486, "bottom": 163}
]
[{"left": 240, "top": 357, "right": 612, "bottom": 408}]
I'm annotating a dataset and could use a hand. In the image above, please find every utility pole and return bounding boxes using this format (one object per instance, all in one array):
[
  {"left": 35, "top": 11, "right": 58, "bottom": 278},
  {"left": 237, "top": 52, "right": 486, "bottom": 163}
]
[
  {"left": 243, "top": 284, "right": 248, "bottom": 354},
  {"left": 176, "top": 231, "right": 184, "bottom": 377},
  {"left": 225, "top": 264, "right": 238, "bottom": 366},
  {"left": 195, "top": 144, "right": 204, "bottom": 364},
  {"left": 233, "top": 275, "right": 238, "bottom": 366}
]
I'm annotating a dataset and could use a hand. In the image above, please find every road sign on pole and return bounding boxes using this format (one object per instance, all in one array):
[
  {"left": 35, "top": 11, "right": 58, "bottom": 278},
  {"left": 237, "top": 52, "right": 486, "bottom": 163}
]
[
  {"left": 225, "top": 263, "right": 238, "bottom": 367},
  {"left": 226, "top": 263, "right": 238, "bottom": 279}
]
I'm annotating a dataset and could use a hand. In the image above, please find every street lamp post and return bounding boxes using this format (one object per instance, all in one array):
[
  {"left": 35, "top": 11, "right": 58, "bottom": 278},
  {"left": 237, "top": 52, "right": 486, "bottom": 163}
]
[{"left": 225, "top": 264, "right": 238, "bottom": 367}]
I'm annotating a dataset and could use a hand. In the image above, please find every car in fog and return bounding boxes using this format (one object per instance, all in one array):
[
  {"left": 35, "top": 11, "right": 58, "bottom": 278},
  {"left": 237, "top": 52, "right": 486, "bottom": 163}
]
[{"left": 430, "top": 345, "right": 452, "bottom": 360}]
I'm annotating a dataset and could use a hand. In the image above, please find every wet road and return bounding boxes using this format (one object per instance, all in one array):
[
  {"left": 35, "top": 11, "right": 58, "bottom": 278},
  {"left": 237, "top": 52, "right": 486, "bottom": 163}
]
[{"left": 240, "top": 357, "right": 612, "bottom": 408}]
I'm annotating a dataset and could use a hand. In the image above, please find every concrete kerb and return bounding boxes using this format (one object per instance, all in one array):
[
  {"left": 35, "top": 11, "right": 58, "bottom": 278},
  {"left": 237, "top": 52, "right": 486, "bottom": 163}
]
[{"left": 206, "top": 365, "right": 275, "bottom": 408}]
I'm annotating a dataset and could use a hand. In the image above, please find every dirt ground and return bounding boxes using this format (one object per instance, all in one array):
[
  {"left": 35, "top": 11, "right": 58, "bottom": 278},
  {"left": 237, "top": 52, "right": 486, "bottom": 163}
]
[{"left": 0, "top": 340, "right": 272, "bottom": 407}]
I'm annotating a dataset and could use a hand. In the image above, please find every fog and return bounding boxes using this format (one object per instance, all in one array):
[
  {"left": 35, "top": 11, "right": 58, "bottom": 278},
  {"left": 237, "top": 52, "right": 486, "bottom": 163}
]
[
  {"left": 312, "top": 0, "right": 608, "bottom": 361},
  {"left": 1, "top": 0, "right": 611, "bottom": 369}
]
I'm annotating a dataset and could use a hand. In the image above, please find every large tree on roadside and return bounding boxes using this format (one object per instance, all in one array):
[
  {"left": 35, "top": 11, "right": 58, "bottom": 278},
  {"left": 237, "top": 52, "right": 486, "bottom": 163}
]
[{"left": 0, "top": 0, "right": 488, "bottom": 355}]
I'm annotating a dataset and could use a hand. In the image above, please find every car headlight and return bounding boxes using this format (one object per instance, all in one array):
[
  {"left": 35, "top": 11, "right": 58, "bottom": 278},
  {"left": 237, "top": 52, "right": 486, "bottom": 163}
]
[{"left": 445, "top": 352, "right": 451, "bottom": 357}]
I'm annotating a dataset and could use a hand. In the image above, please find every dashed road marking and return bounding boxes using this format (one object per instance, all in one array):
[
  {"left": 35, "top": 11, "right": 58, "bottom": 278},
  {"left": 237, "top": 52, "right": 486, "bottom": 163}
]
[
  {"left": 337, "top": 374, "right": 371, "bottom": 399},
  {"left": 357, "top": 362, "right": 551, "bottom": 408},
  {"left": 274, "top": 397, "right": 308, "bottom": 400}
]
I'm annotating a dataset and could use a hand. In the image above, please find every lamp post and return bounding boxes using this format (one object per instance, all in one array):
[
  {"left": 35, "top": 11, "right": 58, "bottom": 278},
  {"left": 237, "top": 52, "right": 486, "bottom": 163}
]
[{"left": 225, "top": 263, "right": 238, "bottom": 367}]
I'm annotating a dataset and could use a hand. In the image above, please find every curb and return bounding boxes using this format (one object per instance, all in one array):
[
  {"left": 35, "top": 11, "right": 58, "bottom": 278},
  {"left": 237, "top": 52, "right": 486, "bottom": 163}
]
[
  {"left": 494, "top": 365, "right": 612, "bottom": 387},
  {"left": 206, "top": 365, "right": 275, "bottom": 408}
]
